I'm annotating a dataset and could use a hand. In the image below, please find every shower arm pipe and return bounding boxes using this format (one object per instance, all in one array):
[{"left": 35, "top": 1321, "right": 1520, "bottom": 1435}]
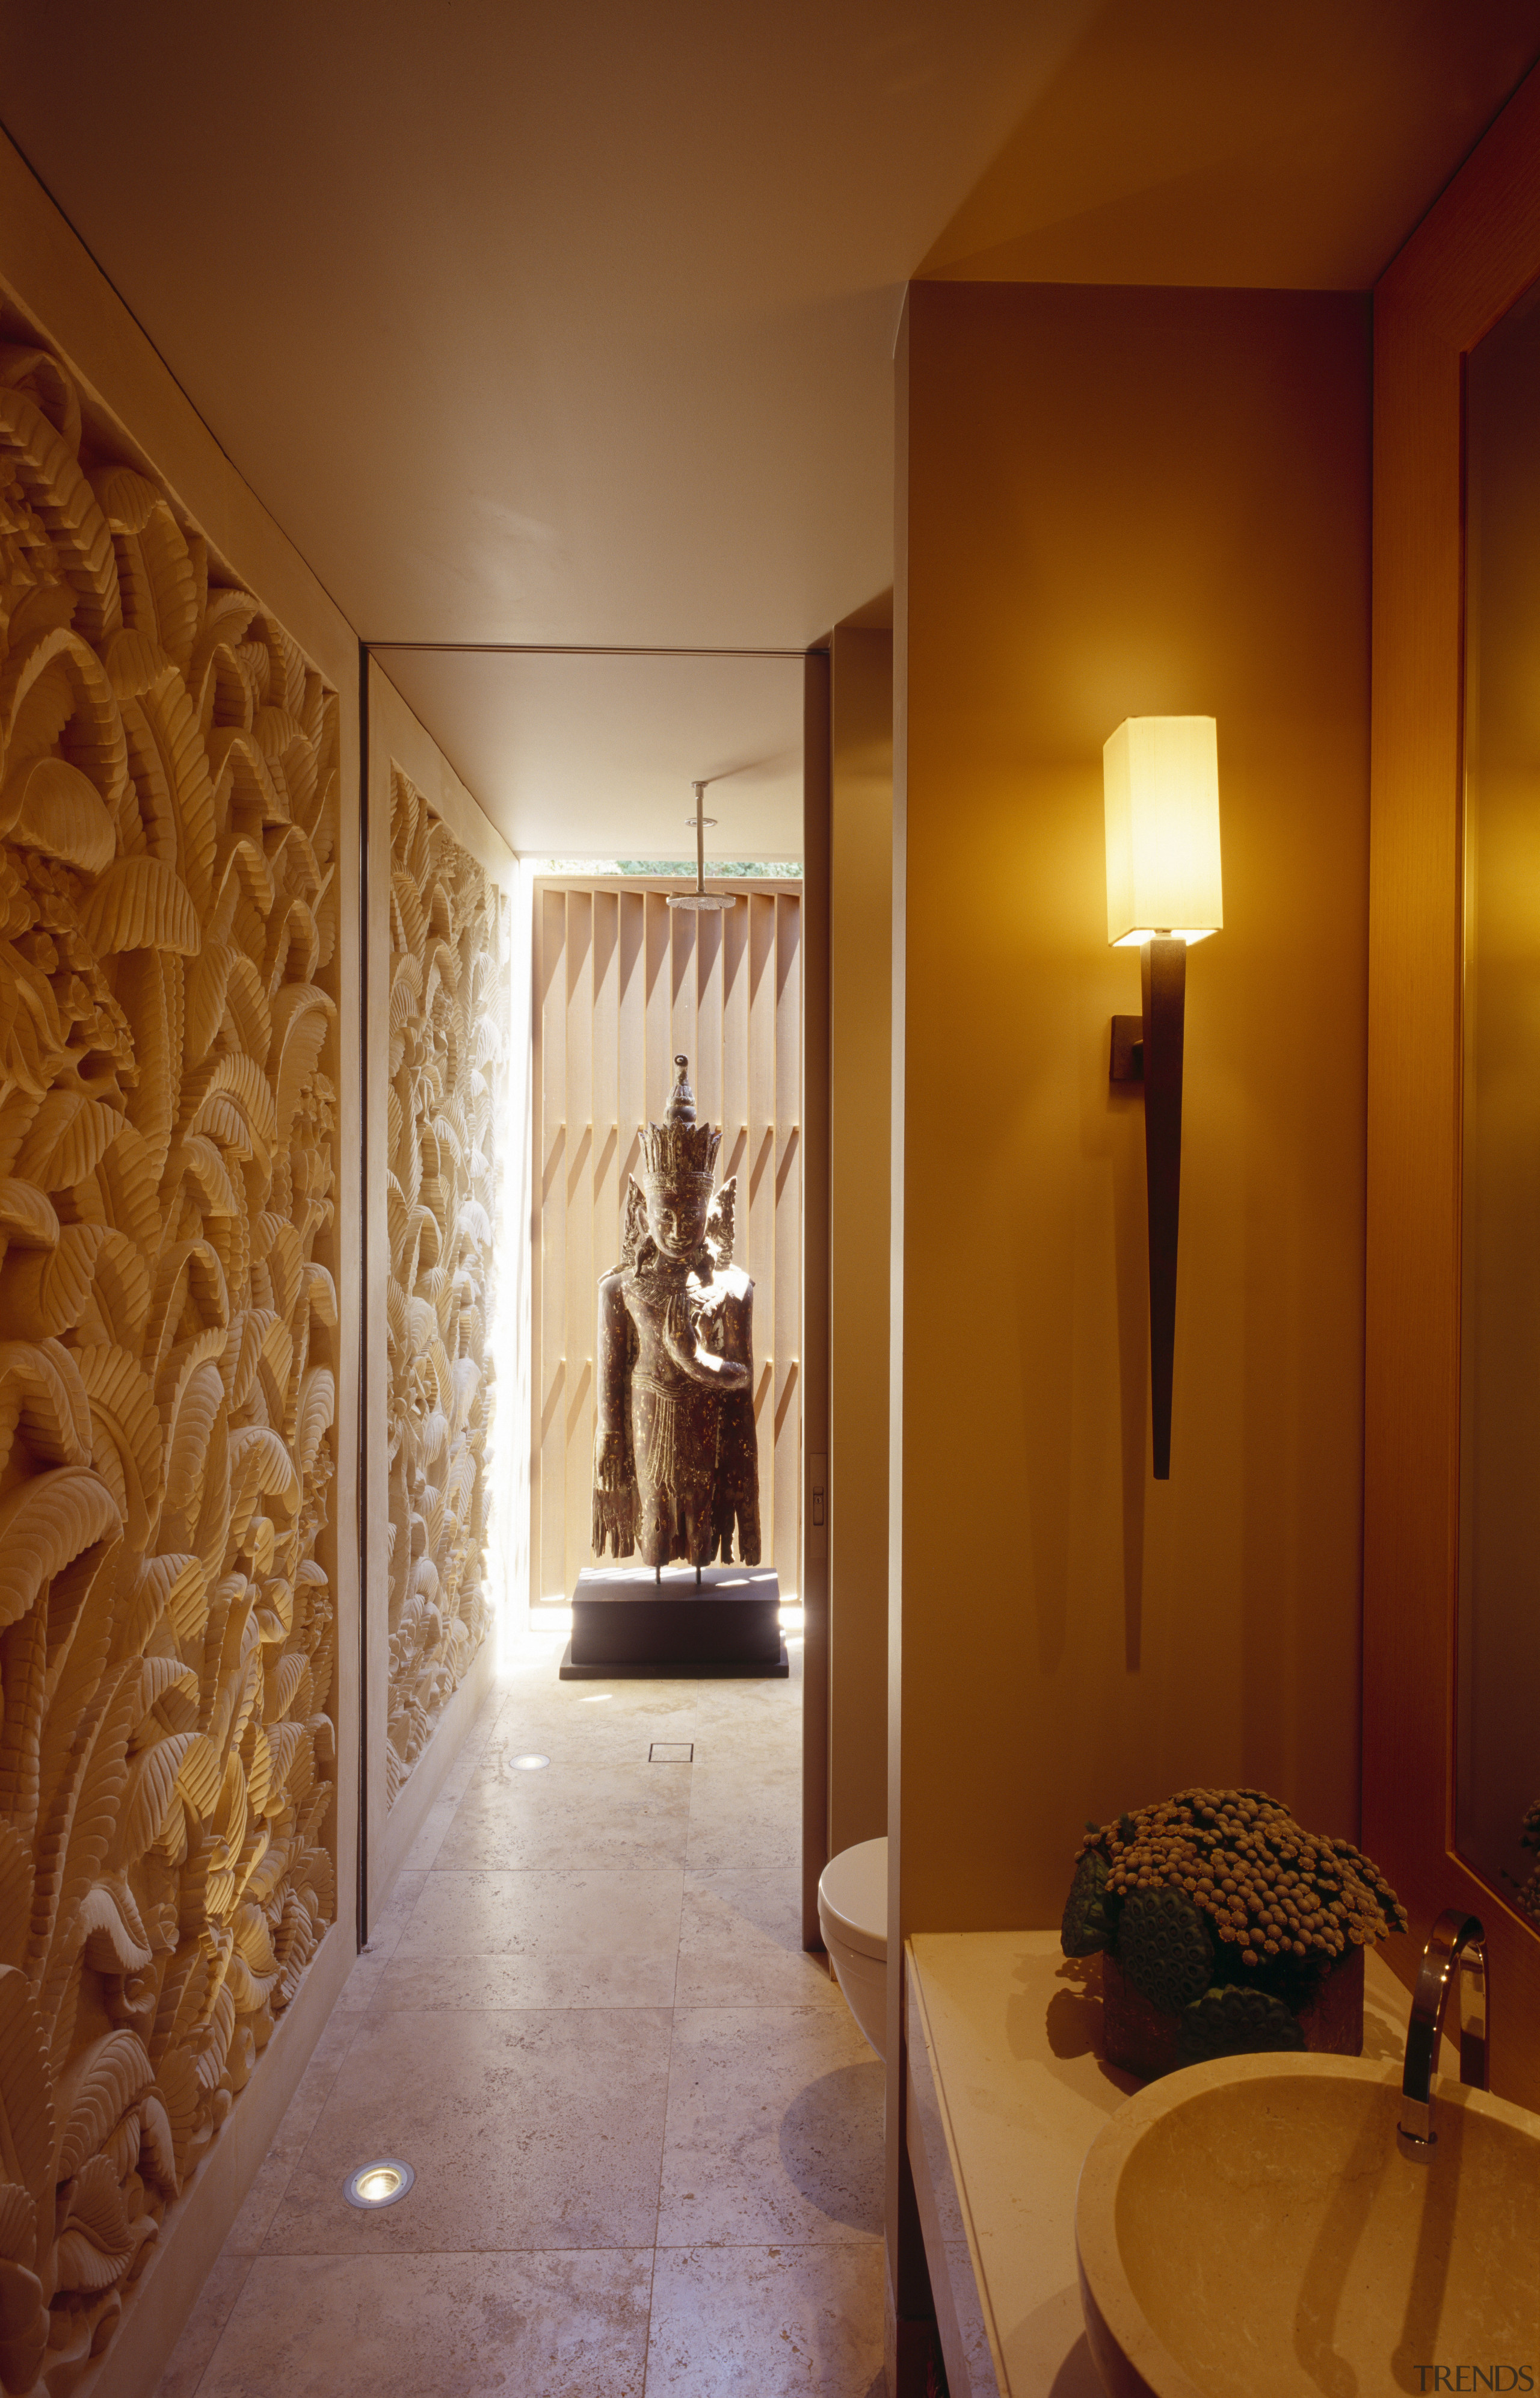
[{"left": 689, "top": 780, "right": 717, "bottom": 898}]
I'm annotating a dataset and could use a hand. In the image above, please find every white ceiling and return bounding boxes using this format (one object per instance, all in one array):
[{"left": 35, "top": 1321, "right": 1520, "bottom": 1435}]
[
  {"left": 0, "top": 0, "right": 1098, "bottom": 650},
  {"left": 379, "top": 647, "right": 805, "bottom": 861},
  {"left": 2, "top": 0, "right": 1536, "bottom": 858}
]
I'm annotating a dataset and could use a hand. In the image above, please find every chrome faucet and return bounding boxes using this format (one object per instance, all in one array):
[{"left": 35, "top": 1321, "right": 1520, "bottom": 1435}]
[{"left": 1398, "top": 1907, "right": 1488, "bottom": 2146}]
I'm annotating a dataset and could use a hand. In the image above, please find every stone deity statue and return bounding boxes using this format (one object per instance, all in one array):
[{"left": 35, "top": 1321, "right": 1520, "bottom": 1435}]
[{"left": 592, "top": 1056, "right": 761, "bottom": 1571}]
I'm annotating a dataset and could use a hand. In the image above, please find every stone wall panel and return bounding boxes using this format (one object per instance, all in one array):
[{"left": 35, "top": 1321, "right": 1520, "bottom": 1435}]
[
  {"left": 0, "top": 342, "right": 339, "bottom": 2392},
  {"left": 384, "top": 768, "right": 504, "bottom": 1801}
]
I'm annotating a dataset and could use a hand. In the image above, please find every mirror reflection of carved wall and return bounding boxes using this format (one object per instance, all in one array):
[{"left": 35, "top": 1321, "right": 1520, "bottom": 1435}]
[
  {"left": 383, "top": 768, "right": 509, "bottom": 1802},
  {"left": 531, "top": 879, "right": 802, "bottom": 1611},
  {"left": 1458, "top": 279, "right": 1540, "bottom": 1921},
  {"left": 362, "top": 662, "right": 521, "bottom": 1920}
]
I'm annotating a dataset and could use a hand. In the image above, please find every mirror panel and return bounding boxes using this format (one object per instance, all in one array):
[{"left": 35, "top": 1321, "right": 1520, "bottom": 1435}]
[{"left": 1458, "top": 276, "right": 1540, "bottom": 1923}]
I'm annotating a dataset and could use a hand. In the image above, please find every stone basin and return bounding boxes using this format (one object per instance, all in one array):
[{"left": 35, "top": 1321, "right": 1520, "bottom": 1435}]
[{"left": 1075, "top": 2052, "right": 1540, "bottom": 2398}]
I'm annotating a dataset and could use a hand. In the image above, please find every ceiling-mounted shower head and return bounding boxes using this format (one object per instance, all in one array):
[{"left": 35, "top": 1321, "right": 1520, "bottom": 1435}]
[{"left": 667, "top": 776, "right": 736, "bottom": 911}]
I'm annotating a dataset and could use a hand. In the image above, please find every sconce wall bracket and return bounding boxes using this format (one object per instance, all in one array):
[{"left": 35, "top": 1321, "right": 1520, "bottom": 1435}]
[
  {"left": 1109, "top": 1016, "right": 1145, "bottom": 1082},
  {"left": 1107, "top": 940, "right": 1187, "bottom": 1479}
]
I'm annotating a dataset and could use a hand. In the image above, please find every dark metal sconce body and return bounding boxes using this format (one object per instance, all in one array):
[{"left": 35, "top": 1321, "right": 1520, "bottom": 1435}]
[{"left": 1109, "top": 936, "right": 1186, "bottom": 1479}]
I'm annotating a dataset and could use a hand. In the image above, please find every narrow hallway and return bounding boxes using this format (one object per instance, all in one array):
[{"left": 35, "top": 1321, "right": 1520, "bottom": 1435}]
[{"left": 155, "top": 1637, "right": 886, "bottom": 2397}]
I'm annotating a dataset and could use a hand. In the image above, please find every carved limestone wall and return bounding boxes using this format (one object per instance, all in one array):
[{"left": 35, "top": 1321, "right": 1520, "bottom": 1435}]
[
  {"left": 384, "top": 769, "right": 504, "bottom": 1801},
  {"left": 0, "top": 341, "right": 339, "bottom": 2391}
]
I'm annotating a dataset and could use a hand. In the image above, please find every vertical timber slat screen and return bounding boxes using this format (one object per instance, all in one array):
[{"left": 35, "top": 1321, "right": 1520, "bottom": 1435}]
[{"left": 533, "top": 881, "right": 802, "bottom": 1604}]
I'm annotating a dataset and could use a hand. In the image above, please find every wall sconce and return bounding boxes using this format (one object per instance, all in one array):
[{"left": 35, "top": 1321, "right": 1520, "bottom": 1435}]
[{"left": 1104, "top": 717, "right": 1223, "bottom": 1480}]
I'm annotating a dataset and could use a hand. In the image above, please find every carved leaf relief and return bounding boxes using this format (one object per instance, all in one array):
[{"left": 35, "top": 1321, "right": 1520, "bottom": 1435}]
[
  {"left": 384, "top": 770, "right": 505, "bottom": 1802},
  {"left": 0, "top": 342, "right": 339, "bottom": 2390}
]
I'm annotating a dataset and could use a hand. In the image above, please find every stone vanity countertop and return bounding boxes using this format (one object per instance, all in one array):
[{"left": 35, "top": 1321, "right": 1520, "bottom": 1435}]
[{"left": 904, "top": 1930, "right": 1438, "bottom": 2398}]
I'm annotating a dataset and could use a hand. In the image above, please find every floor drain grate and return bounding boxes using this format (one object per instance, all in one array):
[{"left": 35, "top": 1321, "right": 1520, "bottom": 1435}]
[{"left": 648, "top": 1741, "right": 694, "bottom": 1763}]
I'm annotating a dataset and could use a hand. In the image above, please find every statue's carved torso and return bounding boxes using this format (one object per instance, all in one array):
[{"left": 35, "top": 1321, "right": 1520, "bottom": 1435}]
[{"left": 591, "top": 1059, "right": 760, "bottom": 1571}]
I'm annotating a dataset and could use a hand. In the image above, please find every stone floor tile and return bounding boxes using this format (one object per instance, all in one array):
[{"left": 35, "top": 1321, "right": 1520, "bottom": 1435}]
[
  {"left": 151, "top": 1646, "right": 890, "bottom": 2398},
  {"left": 685, "top": 1721, "right": 799, "bottom": 1772},
  {"left": 431, "top": 1695, "right": 504, "bottom": 1804},
  {"left": 645, "top": 2244, "right": 885, "bottom": 2396},
  {"left": 685, "top": 1766, "right": 801, "bottom": 1871},
  {"left": 432, "top": 1748, "right": 485, "bottom": 1808},
  {"left": 659, "top": 2007, "right": 885, "bottom": 2246},
  {"left": 189, "top": 2249, "right": 653, "bottom": 2398},
  {"left": 224, "top": 2146, "right": 302, "bottom": 2260},
  {"left": 480, "top": 1715, "right": 695, "bottom": 1775},
  {"left": 692, "top": 1673, "right": 804, "bottom": 1729},
  {"left": 263, "top": 2005, "right": 672, "bottom": 2253},
  {"left": 683, "top": 1696, "right": 799, "bottom": 1765},
  {"left": 676, "top": 1873, "right": 843, "bottom": 2009},
  {"left": 223, "top": 2021, "right": 363, "bottom": 2255},
  {"left": 333, "top": 1872, "right": 427, "bottom": 2010},
  {"left": 303, "top": 1998, "right": 368, "bottom": 2078},
  {"left": 490, "top": 1692, "right": 703, "bottom": 1763},
  {"left": 398, "top": 1796, "right": 458, "bottom": 1871},
  {"left": 152, "top": 2253, "right": 251, "bottom": 2398},
  {"left": 332, "top": 1949, "right": 390, "bottom": 2013},
  {"left": 688, "top": 1749, "right": 801, "bottom": 1796},
  {"left": 437, "top": 1759, "right": 690, "bottom": 1871},
  {"left": 368, "top": 1867, "right": 428, "bottom": 1941},
  {"left": 377, "top": 1868, "right": 683, "bottom": 2007}
]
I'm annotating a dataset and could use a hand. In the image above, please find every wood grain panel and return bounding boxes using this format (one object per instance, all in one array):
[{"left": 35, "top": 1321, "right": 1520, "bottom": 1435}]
[
  {"left": 617, "top": 892, "right": 644, "bottom": 1212},
  {"left": 562, "top": 891, "right": 594, "bottom": 1587},
  {"left": 644, "top": 891, "right": 671, "bottom": 1129},
  {"left": 722, "top": 897, "right": 750, "bottom": 1199},
  {"left": 1367, "top": 60, "right": 1540, "bottom": 2107},
  {"left": 774, "top": 893, "right": 804, "bottom": 1593},
  {"left": 534, "top": 888, "right": 566, "bottom": 1607},
  {"left": 531, "top": 877, "right": 801, "bottom": 1605}
]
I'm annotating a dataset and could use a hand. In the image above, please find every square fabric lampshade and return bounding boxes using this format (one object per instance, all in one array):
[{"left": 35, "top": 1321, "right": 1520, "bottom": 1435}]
[{"left": 1103, "top": 716, "right": 1224, "bottom": 947}]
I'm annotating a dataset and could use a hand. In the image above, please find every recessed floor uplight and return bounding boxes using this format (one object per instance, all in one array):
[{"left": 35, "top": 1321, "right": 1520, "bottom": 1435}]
[
  {"left": 579, "top": 1692, "right": 612, "bottom": 1702},
  {"left": 510, "top": 1753, "right": 550, "bottom": 1772},
  {"left": 343, "top": 2159, "right": 414, "bottom": 2209}
]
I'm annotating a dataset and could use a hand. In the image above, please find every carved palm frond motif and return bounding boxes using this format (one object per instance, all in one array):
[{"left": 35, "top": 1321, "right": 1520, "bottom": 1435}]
[
  {"left": 384, "top": 770, "right": 504, "bottom": 1802},
  {"left": 0, "top": 342, "right": 340, "bottom": 2391}
]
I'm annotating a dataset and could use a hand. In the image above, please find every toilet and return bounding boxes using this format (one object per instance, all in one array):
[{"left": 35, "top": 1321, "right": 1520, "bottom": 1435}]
[{"left": 817, "top": 1836, "right": 888, "bottom": 2057}]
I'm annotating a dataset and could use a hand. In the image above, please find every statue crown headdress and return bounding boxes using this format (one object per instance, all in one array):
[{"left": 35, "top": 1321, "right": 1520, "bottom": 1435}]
[{"left": 638, "top": 1054, "right": 720, "bottom": 1189}]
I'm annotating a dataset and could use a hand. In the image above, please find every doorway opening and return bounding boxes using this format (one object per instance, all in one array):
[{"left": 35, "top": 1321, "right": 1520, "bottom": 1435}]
[{"left": 528, "top": 871, "right": 805, "bottom": 1634}]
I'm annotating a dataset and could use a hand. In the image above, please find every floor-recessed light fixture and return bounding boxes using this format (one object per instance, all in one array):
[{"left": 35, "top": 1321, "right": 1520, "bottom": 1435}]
[
  {"left": 510, "top": 1753, "right": 550, "bottom": 1772},
  {"left": 649, "top": 1741, "right": 694, "bottom": 1763},
  {"left": 579, "top": 1693, "right": 612, "bottom": 1703},
  {"left": 343, "top": 2159, "right": 414, "bottom": 2209}
]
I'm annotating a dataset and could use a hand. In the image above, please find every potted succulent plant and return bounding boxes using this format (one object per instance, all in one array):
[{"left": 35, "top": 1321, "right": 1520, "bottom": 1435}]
[{"left": 1061, "top": 1785, "right": 1408, "bottom": 2078}]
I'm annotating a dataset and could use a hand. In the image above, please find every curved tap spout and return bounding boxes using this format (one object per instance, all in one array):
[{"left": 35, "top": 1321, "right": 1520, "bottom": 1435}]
[{"left": 1399, "top": 1908, "right": 1488, "bottom": 2147}]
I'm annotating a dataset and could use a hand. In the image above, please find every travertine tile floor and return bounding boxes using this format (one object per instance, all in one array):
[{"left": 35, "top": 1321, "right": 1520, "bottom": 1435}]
[{"left": 155, "top": 1634, "right": 886, "bottom": 2398}]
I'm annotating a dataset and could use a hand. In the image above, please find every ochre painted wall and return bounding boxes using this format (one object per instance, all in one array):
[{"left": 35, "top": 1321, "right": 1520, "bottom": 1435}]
[{"left": 890, "top": 281, "right": 1372, "bottom": 1951}]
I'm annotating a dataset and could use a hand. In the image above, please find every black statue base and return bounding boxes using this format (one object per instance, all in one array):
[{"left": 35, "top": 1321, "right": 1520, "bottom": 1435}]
[{"left": 559, "top": 1564, "right": 787, "bottom": 1679}]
